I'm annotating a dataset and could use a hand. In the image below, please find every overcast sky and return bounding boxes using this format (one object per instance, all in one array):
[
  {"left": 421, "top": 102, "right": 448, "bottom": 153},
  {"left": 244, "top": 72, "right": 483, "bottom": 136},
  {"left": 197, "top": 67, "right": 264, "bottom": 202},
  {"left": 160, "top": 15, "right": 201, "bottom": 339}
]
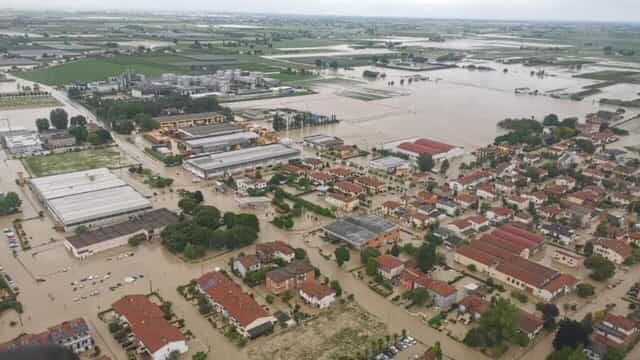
[{"left": 3, "top": 0, "right": 640, "bottom": 22}]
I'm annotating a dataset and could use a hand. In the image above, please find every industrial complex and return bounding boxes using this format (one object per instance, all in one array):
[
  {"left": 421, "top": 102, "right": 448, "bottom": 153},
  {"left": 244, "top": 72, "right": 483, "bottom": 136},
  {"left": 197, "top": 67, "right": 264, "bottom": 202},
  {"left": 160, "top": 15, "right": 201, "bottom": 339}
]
[
  {"left": 29, "top": 168, "right": 152, "bottom": 231},
  {"left": 183, "top": 143, "right": 301, "bottom": 179}
]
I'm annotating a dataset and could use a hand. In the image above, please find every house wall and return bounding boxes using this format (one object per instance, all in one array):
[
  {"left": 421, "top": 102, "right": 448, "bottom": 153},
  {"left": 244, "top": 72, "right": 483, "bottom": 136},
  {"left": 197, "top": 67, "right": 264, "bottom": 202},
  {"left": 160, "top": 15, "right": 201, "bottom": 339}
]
[{"left": 151, "top": 340, "right": 189, "bottom": 360}]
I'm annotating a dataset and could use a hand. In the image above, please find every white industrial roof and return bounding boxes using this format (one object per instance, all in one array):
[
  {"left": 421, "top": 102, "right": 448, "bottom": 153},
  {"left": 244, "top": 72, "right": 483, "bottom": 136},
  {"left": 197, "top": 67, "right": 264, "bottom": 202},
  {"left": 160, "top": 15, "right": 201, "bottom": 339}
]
[
  {"left": 48, "top": 186, "right": 152, "bottom": 226},
  {"left": 185, "top": 144, "right": 300, "bottom": 172},
  {"left": 184, "top": 131, "right": 258, "bottom": 147},
  {"left": 30, "top": 168, "right": 126, "bottom": 200}
]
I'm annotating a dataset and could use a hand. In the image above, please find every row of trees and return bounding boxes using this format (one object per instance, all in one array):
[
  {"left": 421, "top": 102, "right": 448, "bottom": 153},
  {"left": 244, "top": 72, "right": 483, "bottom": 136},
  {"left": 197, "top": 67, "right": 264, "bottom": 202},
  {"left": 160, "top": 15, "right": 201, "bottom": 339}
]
[
  {"left": 87, "top": 95, "right": 233, "bottom": 135},
  {"left": 35, "top": 109, "right": 112, "bottom": 145},
  {"left": 161, "top": 196, "right": 259, "bottom": 259},
  {"left": 0, "top": 192, "right": 21, "bottom": 215}
]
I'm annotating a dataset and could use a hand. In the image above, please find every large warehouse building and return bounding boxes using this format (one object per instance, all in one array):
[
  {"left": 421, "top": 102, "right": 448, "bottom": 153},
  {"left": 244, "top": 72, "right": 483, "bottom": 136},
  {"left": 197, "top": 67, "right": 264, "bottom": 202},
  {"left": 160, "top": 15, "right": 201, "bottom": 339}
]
[
  {"left": 183, "top": 143, "right": 301, "bottom": 179},
  {"left": 383, "top": 137, "right": 464, "bottom": 163},
  {"left": 29, "top": 168, "right": 152, "bottom": 231},
  {"left": 182, "top": 131, "right": 258, "bottom": 155}
]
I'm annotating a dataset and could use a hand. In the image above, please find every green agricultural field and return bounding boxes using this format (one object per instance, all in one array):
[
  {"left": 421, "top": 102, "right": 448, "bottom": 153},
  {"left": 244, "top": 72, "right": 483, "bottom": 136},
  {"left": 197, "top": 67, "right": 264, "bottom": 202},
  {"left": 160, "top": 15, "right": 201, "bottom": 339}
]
[
  {"left": 272, "top": 39, "right": 347, "bottom": 48},
  {"left": 23, "top": 147, "right": 132, "bottom": 177},
  {"left": 14, "top": 55, "right": 193, "bottom": 86},
  {"left": 0, "top": 95, "right": 60, "bottom": 110}
]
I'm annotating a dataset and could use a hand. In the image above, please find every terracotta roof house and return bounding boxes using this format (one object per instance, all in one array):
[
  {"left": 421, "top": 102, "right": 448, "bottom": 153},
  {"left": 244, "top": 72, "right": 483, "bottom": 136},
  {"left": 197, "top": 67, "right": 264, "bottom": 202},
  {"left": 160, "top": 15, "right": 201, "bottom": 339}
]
[
  {"left": 256, "top": 241, "right": 295, "bottom": 263},
  {"left": 593, "top": 239, "right": 632, "bottom": 265},
  {"left": 334, "top": 181, "right": 365, "bottom": 197},
  {"left": 399, "top": 268, "right": 457, "bottom": 308},
  {"left": 375, "top": 255, "right": 405, "bottom": 279},
  {"left": 354, "top": 176, "right": 386, "bottom": 193},
  {"left": 233, "top": 255, "right": 261, "bottom": 278},
  {"left": 112, "top": 295, "right": 188, "bottom": 358},
  {"left": 265, "top": 261, "right": 315, "bottom": 295},
  {"left": 299, "top": 280, "right": 336, "bottom": 309},
  {"left": 197, "top": 272, "right": 276, "bottom": 339},
  {"left": 0, "top": 318, "right": 95, "bottom": 355}
]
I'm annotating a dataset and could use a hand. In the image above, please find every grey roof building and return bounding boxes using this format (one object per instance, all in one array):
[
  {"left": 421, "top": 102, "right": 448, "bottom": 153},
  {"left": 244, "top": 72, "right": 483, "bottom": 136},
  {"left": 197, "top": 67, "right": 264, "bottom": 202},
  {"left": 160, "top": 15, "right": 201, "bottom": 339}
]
[
  {"left": 29, "top": 168, "right": 152, "bottom": 231},
  {"left": 183, "top": 144, "right": 300, "bottom": 179},
  {"left": 323, "top": 215, "right": 399, "bottom": 249},
  {"left": 178, "top": 123, "right": 244, "bottom": 139},
  {"left": 182, "top": 131, "right": 258, "bottom": 155}
]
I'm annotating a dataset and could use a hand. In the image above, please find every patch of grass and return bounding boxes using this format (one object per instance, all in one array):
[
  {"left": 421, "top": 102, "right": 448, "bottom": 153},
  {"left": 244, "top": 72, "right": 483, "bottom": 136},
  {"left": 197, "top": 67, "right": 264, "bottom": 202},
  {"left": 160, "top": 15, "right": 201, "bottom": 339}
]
[
  {"left": 0, "top": 95, "right": 60, "bottom": 110},
  {"left": 15, "top": 55, "right": 193, "bottom": 85},
  {"left": 23, "top": 147, "right": 130, "bottom": 177}
]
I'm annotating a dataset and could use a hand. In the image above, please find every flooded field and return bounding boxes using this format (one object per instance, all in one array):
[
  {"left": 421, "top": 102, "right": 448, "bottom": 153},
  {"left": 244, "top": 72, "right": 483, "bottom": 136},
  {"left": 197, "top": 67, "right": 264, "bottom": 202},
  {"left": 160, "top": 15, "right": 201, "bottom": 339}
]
[{"left": 231, "top": 61, "right": 640, "bottom": 149}]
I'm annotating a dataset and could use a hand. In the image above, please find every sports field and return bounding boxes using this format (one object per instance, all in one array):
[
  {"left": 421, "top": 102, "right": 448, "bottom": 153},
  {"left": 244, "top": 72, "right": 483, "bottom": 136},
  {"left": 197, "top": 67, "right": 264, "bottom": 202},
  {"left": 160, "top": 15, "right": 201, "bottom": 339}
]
[{"left": 23, "top": 147, "right": 132, "bottom": 177}]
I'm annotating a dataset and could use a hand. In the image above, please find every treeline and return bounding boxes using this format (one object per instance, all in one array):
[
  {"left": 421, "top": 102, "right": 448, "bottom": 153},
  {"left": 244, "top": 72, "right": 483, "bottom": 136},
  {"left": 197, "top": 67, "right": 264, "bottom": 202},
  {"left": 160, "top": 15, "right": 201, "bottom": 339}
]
[
  {"left": 161, "top": 194, "right": 259, "bottom": 259},
  {"left": 495, "top": 114, "right": 578, "bottom": 147},
  {"left": 272, "top": 111, "right": 338, "bottom": 131},
  {"left": 600, "top": 98, "right": 640, "bottom": 108},
  {"left": 86, "top": 95, "right": 233, "bottom": 135}
]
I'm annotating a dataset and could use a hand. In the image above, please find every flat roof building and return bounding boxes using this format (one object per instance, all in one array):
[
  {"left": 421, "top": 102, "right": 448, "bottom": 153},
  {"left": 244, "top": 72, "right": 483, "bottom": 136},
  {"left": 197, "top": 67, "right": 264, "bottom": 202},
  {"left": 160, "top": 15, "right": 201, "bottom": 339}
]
[
  {"left": 303, "top": 134, "right": 344, "bottom": 150},
  {"left": 29, "top": 168, "right": 152, "bottom": 231},
  {"left": 177, "top": 123, "right": 244, "bottom": 139},
  {"left": 153, "top": 112, "right": 225, "bottom": 131},
  {"left": 64, "top": 208, "right": 179, "bottom": 258},
  {"left": 183, "top": 144, "right": 300, "bottom": 179},
  {"left": 369, "top": 156, "right": 411, "bottom": 173},
  {"left": 182, "top": 131, "right": 258, "bottom": 155},
  {"left": 4, "top": 132, "right": 43, "bottom": 156},
  {"left": 323, "top": 215, "right": 400, "bottom": 249}
]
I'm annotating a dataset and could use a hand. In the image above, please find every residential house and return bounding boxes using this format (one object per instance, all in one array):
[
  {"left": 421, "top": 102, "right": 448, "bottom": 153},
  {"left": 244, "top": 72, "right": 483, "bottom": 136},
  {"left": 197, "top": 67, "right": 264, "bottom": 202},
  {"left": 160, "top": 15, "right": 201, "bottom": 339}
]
[
  {"left": 375, "top": 255, "right": 405, "bottom": 279},
  {"left": 399, "top": 268, "right": 457, "bottom": 308},
  {"left": 233, "top": 255, "right": 261, "bottom": 277},
  {"left": 448, "top": 170, "right": 493, "bottom": 191},
  {"left": 382, "top": 200, "right": 402, "bottom": 216},
  {"left": 354, "top": 176, "right": 386, "bottom": 193},
  {"left": 0, "top": 318, "right": 95, "bottom": 355},
  {"left": 197, "top": 272, "right": 276, "bottom": 339},
  {"left": 265, "top": 261, "right": 315, "bottom": 295},
  {"left": 593, "top": 239, "right": 632, "bottom": 265},
  {"left": 436, "top": 198, "right": 459, "bottom": 216},
  {"left": 325, "top": 192, "right": 359, "bottom": 212},
  {"left": 541, "top": 223, "right": 576, "bottom": 246},
  {"left": 486, "top": 207, "right": 514, "bottom": 224},
  {"left": 112, "top": 295, "right": 188, "bottom": 359},
  {"left": 256, "top": 241, "right": 295, "bottom": 263},
  {"left": 454, "top": 193, "right": 477, "bottom": 209},
  {"left": 476, "top": 183, "right": 497, "bottom": 201},
  {"left": 592, "top": 313, "right": 638, "bottom": 355},
  {"left": 506, "top": 195, "right": 529, "bottom": 211},
  {"left": 334, "top": 181, "right": 365, "bottom": 198},
  {"left": 281, "top": 163, "right": 306, "bottom": 177},
  {"left": 309, "top": 171, "right": 334, "bottom": 186},
  {"left": 299, "top": 281, "right": 336, "bottom": 309}
]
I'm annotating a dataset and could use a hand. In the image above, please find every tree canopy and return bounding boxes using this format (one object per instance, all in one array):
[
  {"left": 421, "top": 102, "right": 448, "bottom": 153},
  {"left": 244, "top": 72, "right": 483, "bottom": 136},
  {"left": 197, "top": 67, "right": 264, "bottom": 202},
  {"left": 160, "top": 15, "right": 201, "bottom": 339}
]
[
  {"left": 552, "top": 319, "right": 591, "bottom": 351},
  {"left": 417, "top": 154, "right": 435, "bottom": 172}
]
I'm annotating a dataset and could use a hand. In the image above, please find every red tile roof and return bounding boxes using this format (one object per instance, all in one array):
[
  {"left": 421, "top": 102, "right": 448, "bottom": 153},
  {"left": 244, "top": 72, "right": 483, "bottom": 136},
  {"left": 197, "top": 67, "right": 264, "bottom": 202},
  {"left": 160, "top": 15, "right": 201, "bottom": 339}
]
[
  {"left": 237, "top": 255, "right": 260, "bottom": 268},
  {"left": 112, "top": 295, "right": 185, "bottom": 353},
  {"left": 604, "top": 313, "right": 637, "bottom": 332},
  {"left": 335, "top": 181, "right": 364, "bottom": 195},
  {"left": 375, "top": 255, "right": 404, "bottom": 271},
  {"left": 455, "top": 244, "right": 500, "bottom": 267},
  {"left": 300, "top": 280, "right": 335, "bottom": 300},
  {"left": 197, "top": 272, "right": 271, "bottom": 328},
  {"left": 543, "top": 274, "right": 578, "bottom": 294},
  {"left": 594, "top": 239, "right": 632, "bottom": 258}
]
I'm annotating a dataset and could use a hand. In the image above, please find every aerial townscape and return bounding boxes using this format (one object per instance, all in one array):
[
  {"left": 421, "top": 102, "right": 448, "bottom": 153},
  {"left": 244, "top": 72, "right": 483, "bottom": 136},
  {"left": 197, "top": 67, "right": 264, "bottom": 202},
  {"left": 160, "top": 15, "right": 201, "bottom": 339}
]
[{"left": 2, "top": 3, "right": 640, "bottom": 360}]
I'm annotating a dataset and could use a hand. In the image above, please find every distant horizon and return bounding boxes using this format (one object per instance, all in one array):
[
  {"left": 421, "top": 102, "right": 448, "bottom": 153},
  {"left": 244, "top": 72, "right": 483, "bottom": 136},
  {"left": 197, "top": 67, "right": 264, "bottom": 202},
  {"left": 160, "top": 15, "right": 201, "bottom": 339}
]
[{"left": 2, "top": 0, "right": 640, "bottom": 24}]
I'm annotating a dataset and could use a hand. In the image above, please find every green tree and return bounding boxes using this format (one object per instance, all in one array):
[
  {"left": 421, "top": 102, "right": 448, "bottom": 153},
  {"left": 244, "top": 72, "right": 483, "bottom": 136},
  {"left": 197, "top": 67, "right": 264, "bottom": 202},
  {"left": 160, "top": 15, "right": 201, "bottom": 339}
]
[
  {"left": 584, "top": 255, "right": 615, "bottom": 281},
  {"left": 547, "top": 346, "right": 586, "bottom": 360},
  {"left": 294, "top": 248, "right": 307, "bottom": 260},
  {"left": 365, "top": 258, "right": 378, "bottom": 276},
  {"left": 50, "top": 108, "right": 69, "bottom": 129},
  {"left": 409, "top": 287, "right": 430, "bottom": 306},
  {"left": 193, "top": 205, "right": 221, "bottom": 229},
  {"left": 360, "top": 247, "right": 381, "bottom": 265},
  {"left": 192, "top": 351, "right": 208, "bottom": 360},
  {"left": 463, "top": 327, "right": 487, "bottom": 347},
  {"left": 417, "top": 154, "right": 435, "bottom": 172},
  {"left": 440, "top": 159, "right": 450, "bottom": 175},
  {"left": 584, "top": 241, "right": 594, "bottom": 257},
  {"left": 478, "top": 298, "right": 519, "bottom": 347},
  {"left": 0, "top": 192, "right": 22, "bottom": 215},
  {"left": 416, "top": 242, "right": 438, "bottom": 273},
  {"left": 69, "top": 115, "right": 87, "bottom": 127},
  {"left": 429, "top": 341, "right": 443, "bottom": 360},
  {"left": 335, "top": 246, "right": 350, "bottom": 266},
  {"left": 35, "top": 117, "right": 49, "bottom": 132},
  {"left": 576, "top": 283, "right": 595, "bottom": 298},
  {"left": 552, "top": 319, "right": 591, "bottom": 351},
  {"left": 543, "top": 114, "right": 560, "bottom": 126},
  {"left": 330, "top": 280, "right": 342, "bottom": 296},
  {"left": 68, "top": 126, "right": 88, "bottom": 143}
]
